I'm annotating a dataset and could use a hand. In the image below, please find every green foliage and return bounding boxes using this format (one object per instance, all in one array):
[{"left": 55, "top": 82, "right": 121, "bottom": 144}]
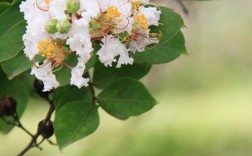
[
  {"left": 93, "top": 62, "right": 151, "bottom": 89},
  {"left": 54, "top": 54, "right": 78, "bottom": 87},
  {"left": 132, "top": 7, "right": 187, "bottom": 64},
  {"left": 0, "top": 4, "right": 25, "bottom": 63},
  {"left": 97, "top": 79, "right": 157, "bottom": 120},
  {"left": 54, "top": 100, "right": 99, "bottom": 150},
  {"left": 1, "top": 54, "right": 32, "bottom": 80},
  {"left": 53, "top": 85, "right": 92, "bottom": 111},
  {"left": 0, "top": 71, "right": 29, "bottom": 134},
  {"left": 0, "top": 2, "right": 11, "bottom": 14}
]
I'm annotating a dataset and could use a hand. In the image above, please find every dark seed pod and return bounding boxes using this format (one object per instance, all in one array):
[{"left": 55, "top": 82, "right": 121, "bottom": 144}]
[
  {"left": 34, "top": 79, "right": 52, "bottom": 99},
  {"left": 0, "top": 97, "right": 17, "bottom": 117},
  {"left": 38, "top": 120, "right": 54, "bottom": 139}
]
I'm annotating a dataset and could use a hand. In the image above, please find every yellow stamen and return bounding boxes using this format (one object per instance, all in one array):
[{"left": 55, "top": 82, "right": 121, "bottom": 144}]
[
  {"left": 134, "top": 14, "right": 148, "bottom": 31},
  {"left": 44, "top": 0, "right": 50, "bottom": 4},
  {"left": 107, "top": 6, "right": 121, "bottom": 19},
  {"left": 130, "top": 0, "right": 141, "bottom": 10},
  {"left": 37, "top": 40, "right": 55, "bottom": 58}
]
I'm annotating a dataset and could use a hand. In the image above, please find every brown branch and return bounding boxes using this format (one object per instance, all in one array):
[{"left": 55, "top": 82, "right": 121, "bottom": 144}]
[
  {"left": 12, "top": 113, "right": 34, "bottom": 137},
  {"left": 84, "top": 72, "right": 97, "bottom": 106},
  {"left": 88, "top": 81, "right": 97, "bottom": 105},
  {"left": 17, "top": 100, "right": 55, "bottom": 156}
]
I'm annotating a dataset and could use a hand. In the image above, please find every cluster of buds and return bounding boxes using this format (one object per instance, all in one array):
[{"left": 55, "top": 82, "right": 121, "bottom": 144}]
[{"left": 20, "top": 0, "right": 162, "bottom": 91}]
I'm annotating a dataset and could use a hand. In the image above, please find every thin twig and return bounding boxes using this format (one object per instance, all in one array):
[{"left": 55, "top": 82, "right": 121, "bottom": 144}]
[
  {"left": 17, "top": 101, "right": 55, "bottom": 156},
  {"left": 88, "top": 81, "right": 97, "bottom": 105},
  {"left": 47, "top": 139, "right": 57, "bottom": 145},
  {"left": 84, "top": 72, "right": 97, "bottom": 106},
  {"left": 17, "top": 132, "right": 41, "bottom": 156},
  {"left": 12, "top": 113, "right": 34, "bottom": 137}
]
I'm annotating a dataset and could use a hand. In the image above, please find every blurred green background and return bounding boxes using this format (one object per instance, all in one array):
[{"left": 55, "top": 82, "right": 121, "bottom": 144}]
[{"left": 1, "top": 0, "right": 252, "bottom": 155}]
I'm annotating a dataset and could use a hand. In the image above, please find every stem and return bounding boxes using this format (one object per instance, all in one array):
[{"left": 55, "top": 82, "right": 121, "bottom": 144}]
[
  {"left": 88, "top": 81, "right": 97, "bottom": 105},
  {"left": 17, "top": 133, "right": 41, "bottom": 156},
  {"left": 13, "top": 113, "right": 34, "bottom": 137},
  {"left": 84, "top": 72, "right": 97, "bottom": 106},
  {"left": 17, "top": 101, "right": 55, "bottom": 156}
]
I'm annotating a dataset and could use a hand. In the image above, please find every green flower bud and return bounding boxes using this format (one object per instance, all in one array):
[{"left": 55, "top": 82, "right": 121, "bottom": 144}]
[
  {"left": 45, "top": 19, "right": 58, "bottom": 34},
  {"left": 56, "top": 20, "right": 72, "bottom": 34},
  {"left": 66, "top": 0, "right": 80, "bottom": 14},
  {"left": 89, "top": 19, "right": 100, "bottom": 34}
]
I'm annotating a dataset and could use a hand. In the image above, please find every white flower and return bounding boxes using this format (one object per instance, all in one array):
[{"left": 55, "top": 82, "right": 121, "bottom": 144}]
[
  {"left": 80, "top": 0, "right": 103, "bottom": 18},
  {"left": 97, "top": 35, "right": 133, "bottom": 68},
  {"left": 140, "top": 0, "right": 150, "bottom": 4},
  {"left": 70, "top": 58, "right": 89, "bottom": 88},
  {"left": 20, "top": 0, "right": 50, "bottom": 60},
  {"left": 139, "top": 6, "right": 161, "bottom": 26},
  {"left": 67, "top": 18, "right": 93, "bottom": 88},
  {"left": 67, "top": 18, "right": 93, "bottom": 62},
  {"left": 129, "top": 29, "right": 159, "bottom": 52},
  {"left": 49, "top": 0, "right": 67, "bottom": 19},
  {"left": 20, "top": 0, "right": 162, "bottom": 91},
  {"left": 20, "top": 0, "right": 49, "bottom": 22},
  {"left": 31, "top": 62, "right": 60, "bottom": 92}
]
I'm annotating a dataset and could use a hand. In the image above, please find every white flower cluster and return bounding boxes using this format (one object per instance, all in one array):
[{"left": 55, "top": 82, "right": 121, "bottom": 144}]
[{"left": 20, "top": 0, "right": 162, "bottom": 91}]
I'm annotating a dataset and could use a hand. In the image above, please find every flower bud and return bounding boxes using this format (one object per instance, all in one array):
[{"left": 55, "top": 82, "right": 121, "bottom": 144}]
[
  {"left": 45, "top": 19, "right": 58, "bottom": 34},
  {"left": 66, "top": 0, "right": 80, "bottom": 14},
  {"left": 57, "top": 20, "right": 72, "bottom": 34},
  {"left": 0, "top": 97, "right": 17, "bottom": 117},
  {"left": 38, "top": 120, "right": 54, "bottom": 139}
]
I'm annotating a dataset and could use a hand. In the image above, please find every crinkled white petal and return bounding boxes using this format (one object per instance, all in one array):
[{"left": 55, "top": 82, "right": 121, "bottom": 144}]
[
  {"left": 129, "top": 30, "right": 159, "bottom": 52},
  {"left": 31, "top": 62, "right": 60, "bottom": 92},
  {"left": 23, "top": 19, "right": 49, "bottom": 60},
  {"left": 20, "top": 0, "right": 50, "bottom": 60},
  {"left": 115, "top": 0, "right": 132, "bottom": 17},
  {"left": 140, "top": 0, "right": 150, "bottom": 4},
  {"left": 139, "top": 6, "right": 161, "bottom": 26},
  {"left": 49, "top": 0, "right": 67, "bottom": 19},
  {"left": 97, "top": 35, "right": 133, "bottom": 68},
  {"left": 80, "top": 0, "right": 104, "bottom": 18},
  {"left": 70, "top": 58, "right": 89, "bottom": 88},
  {"left": 20, "top": 0, "right": 49, "bottom": 21},
  {"left": 22, "top": 33, "right": 48, "bottom": 60},
  {"left": 67, "top": 18, "right": 93, "bottom": 62}
]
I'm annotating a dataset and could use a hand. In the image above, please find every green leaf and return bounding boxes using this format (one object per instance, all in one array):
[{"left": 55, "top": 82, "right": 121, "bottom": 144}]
[
  {"left": 54, "top": 54, "right": 77, "bottom": 86},
  {"left": 97, "top": 79, "right": 157, "bottom": 120},
  {"left": 132, "top": 7, "right": 186, "bottom": 64},
  {"left": 1, "top": 54, "right": 32, "bottom": 80},
  {"left": 0, "top": 71, "right": 29, "bottom": 134},
  {"left": 11, "top": 0, "right": 22, "bottom": 5},
  {"left": 133, "top": 31, "right": 186, "bottom": 64},
  {"left": 93, "top": 62, "right": 151, "bottom": 89},
  {"left": 53, "top": 85, "right": 92, "bottom": 112},
  {"left": 55, "top": 53, "right": 96, "bottom": 87},
  {"left": 0, "top": 4, "right": 25, "bottom": 62},
  {"left": 0, "top": 2, "right": 10, "bottom": 14},
  {"left": 1, "top": 0, "right": 13, "bottom": 4},
  {"left": 54, "top": 101, "right": 99, "bottom": 150},
  {"left": 0, "top": 4, "right": 23, "bottom": 36}
]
